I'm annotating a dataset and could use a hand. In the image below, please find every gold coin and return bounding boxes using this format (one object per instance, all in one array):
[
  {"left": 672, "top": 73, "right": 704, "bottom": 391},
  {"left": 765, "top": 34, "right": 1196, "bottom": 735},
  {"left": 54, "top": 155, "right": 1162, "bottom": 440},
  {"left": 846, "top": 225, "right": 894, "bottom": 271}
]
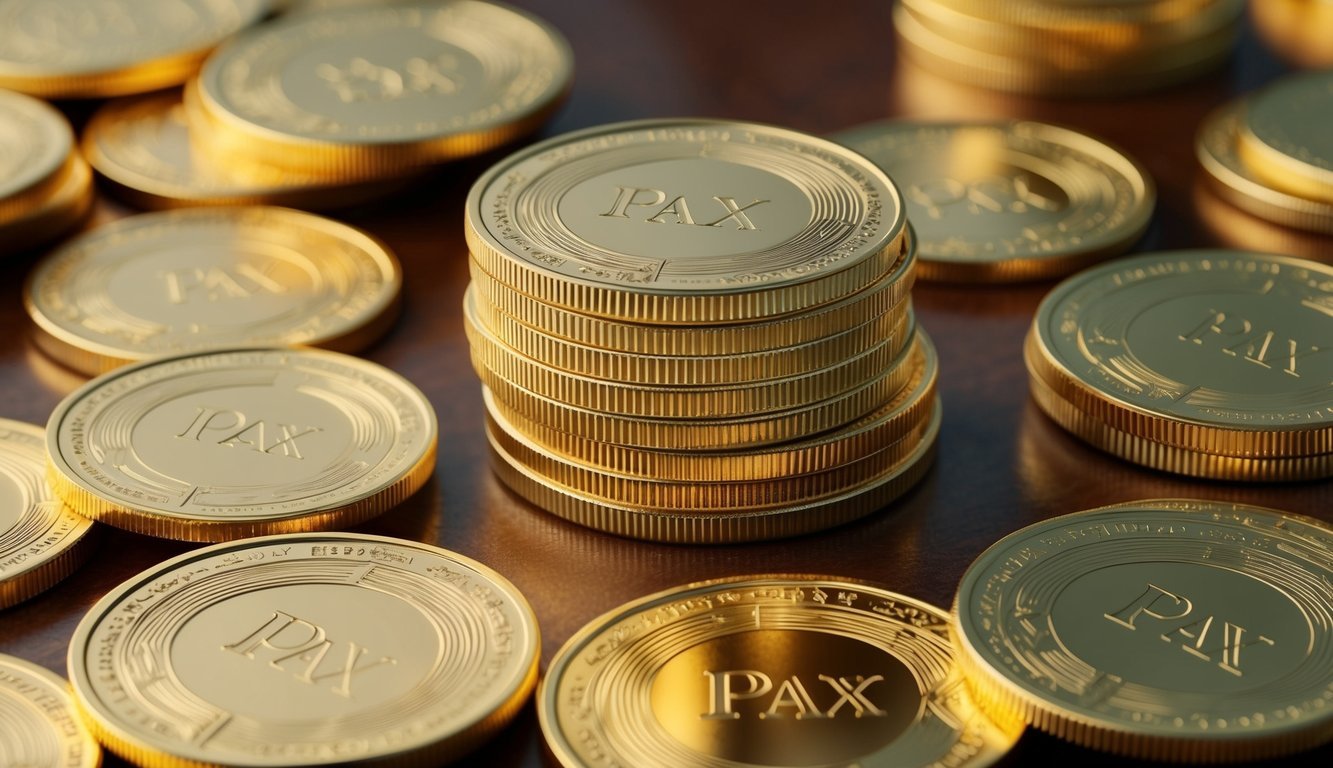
[
  {"left": 189, "top": 1, "right": 573, "bottom": 179},
  {"left": 484, "top": 331, "right": 938, "bottom": 481},
  {"left": 1197, "top": 99, "right": 1333, "bottom": 235},
  {"left": 0, "top": 151, "right": 93, "bottom": 257},
  {"left": 953, "top": 499, "right": 1333, "bottom": 762},
  {"left": 67, "top": 532, "right": 538, "bottom": 766},
  {"left": 1238, "top": 70, "right": 1333, "bottom": 204},
  {"left": 82, "top": 91, "right": 410, "bottom": 211},
  {"left": 1251, "top": 0, "right": 1333, "bottom": 69},
  {"left": 472, "top": 282, "right": 911, "bottom": 385},
  {"left": 0, "top": 418, "right": 95, "bottom": 609},
  {"left": 481, "top": 327, "right": 920, "bottom": 451},
  {"left": 489, "top": 400, "right": 940, "bottom": 543},
  {"left": 467, "top": 118, "right": 908, "bottom": 324},
  {"left": 1027, "top": 251, "right": 1333, "bottom": 476},
  {"left": 1193, "top": 179, "right": 1333, "bottom": 263},
  {"left": 46, "top": 348, "right": 437, "bottom": 541},
  {"left": 26, "top": 207, "right": 402, "bottom": 376},
  {"left": 834, "top": 120, "right": 1153, "bottom": 282},
  {"left": 0, "top": 88, "right": 73, "bottom": 225},
  {"left": 540, "top": 575, "right": 1018, "bottom": 766},
  {"left": 465, "top": 288, "right": 911, "bottom": 419},
  {"left": 0, "top": 654, "right": 100, "bottom": 767},
  {"left": 0, "top": 0, "right": 268, "bottom": 99},
  {"left": 468, "top": 233, "right": 915, "bottom": 355}
]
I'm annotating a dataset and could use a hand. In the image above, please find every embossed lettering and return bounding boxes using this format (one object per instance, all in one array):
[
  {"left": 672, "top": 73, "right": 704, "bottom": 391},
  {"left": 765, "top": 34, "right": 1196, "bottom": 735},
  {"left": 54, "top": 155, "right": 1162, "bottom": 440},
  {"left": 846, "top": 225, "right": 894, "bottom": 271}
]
[
  {"left": 161, "top": 263, "right": 287, "bottom": 304},
  {"left": 907, "top": 173, "right": 1062, "bottom": 220},
  {"left": 600, "top": 187, "right": 768, "bottom": 229},
  {"left": 317, "top": 53, "right": 462, "bottom": 103},
  {"left": 176, "top": 407, "right": 321, "bottom": 459},
  {"left": 701, "top": 670, "right": 886, "bottom": 720},
  {"left": 223, "top": 611, "right": 396, "bottom": 697},
  {"left": 1178, "top": 309, "right": 1324, "bottom": 377},
  {"left": 1104, "top": 584, "right": 1275, "bottom": 676}
]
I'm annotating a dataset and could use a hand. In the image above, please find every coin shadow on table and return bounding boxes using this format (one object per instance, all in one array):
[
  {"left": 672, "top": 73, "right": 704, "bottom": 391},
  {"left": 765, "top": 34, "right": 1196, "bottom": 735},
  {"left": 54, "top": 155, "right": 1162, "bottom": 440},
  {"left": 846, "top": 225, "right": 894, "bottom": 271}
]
[{"left": 352, "top": 473, "right": 443, "bottom": 543}]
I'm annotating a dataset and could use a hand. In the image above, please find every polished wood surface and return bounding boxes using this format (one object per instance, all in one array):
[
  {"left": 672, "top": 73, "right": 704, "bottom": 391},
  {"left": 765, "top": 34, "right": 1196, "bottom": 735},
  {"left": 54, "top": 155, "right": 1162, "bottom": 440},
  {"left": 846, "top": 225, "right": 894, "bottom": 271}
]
[{"left": 2, "top": 2, "right": 1331, "bottom": 766}]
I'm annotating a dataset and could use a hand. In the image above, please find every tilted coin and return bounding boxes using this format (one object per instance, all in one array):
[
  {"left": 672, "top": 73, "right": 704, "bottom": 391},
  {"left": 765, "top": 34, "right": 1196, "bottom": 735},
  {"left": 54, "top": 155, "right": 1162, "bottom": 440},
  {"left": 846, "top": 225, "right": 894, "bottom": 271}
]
[
  {"left": 0, "top": 654, "right": 100, "bottom": 767},
  {"left": 68, "top": 532, "right": 538, "bottom": 766},
  {"left": 82, "top": 92, "right": 409, "bottom": 210},
  {"left": 1239, "top": 70, "right": 1333, "bottom": 204},
  {"left": 0, "top": 0, "right": 268, "bottom": 98},
  {"left": 0, "top": 418, "right": 94, "bottom": 609},
  {"left": 189, "top": 0, "right": 573, "bottom": 178},
  {"left": 1197, "top": 99, "right": 1333, "bottom": 234},
  {"left": 1027, "top": 250, "right": 1333, "bottom": 479},
  {"left": 26, "top": 207, "right": 402, "bottom": 375},
  {"left": 467, "top": 118, "right": 908, "bottom": 324},
  {"left": 540, "top": 575, "right": 1019, "bottom": 766},
  {"left": 0, "top": 87, "right": 73, "bottom": 226},
  {"left": 953, "top": 499, "right": 1333, "bottom": 762},
  {"left": 46, "top": 348, "right": 437, "bottom": 541},
  {"left": 834, "top": 120, "right": 1153, "bottom": 282}
]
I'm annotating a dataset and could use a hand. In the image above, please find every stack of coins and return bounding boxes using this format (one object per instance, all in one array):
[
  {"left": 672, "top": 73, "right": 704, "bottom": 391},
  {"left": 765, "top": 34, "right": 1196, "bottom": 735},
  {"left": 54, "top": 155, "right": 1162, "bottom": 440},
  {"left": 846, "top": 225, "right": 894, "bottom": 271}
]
[
  {"left": 0, "top": 89, "right": 93, "bottom": 256},
  {"left": 894, "top": 0, "right": 1245, "bottom": 96},
  {"left": 1197, "top": 71, "right": 1333, "bottom": 237},
  {"left": 79, "top": 1, "right": 573, "bottom": 210},
  {"left": 1025, "top": 250, "right": 1333, "bottom": 481},
  {"left": 465, "top": 119, "right": 940, "bottom": 543}
]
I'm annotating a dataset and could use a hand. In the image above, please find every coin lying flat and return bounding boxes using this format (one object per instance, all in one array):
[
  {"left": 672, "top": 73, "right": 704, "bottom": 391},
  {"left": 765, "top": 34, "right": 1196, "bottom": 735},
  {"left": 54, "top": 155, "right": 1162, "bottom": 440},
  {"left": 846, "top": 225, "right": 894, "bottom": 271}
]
[
  {"left": 46, "top": 348, "right": 437, "bottom": 541},
  {"left": 1239, "top": 70, "right": 1333, "bottom": 204},
  {"left": 1027, "top": 250, "right": 1333, "bottom": 480},
  {"left": 0, "top": 0, "right": 268, "bottom": 98},
  {"left": 0, "top": 418, "right": 95, "bottom": 609},
  {"left": 1197, "top": 99, "right": 1333, "bottom": 234},
  {"left": 26, "top": 207, "right": 402, "bottom": 375},
  {"left": 68, "top": 532, "right": 538, "bottom": 767},
  {"left": 0, "top": 88, "right": 73, "bottom": 226},
  {"left": 467, "top": 118, "right": 908, "bottom": 324},
  {"left": 833, "top": 120, "right": 1153, "bottom": 282},
  {"left": 82, "top": 92, "right": 409, "bottom": 211},
  {"left": 189, "top": 0, "right": 573, "bottom": 178},
  {"left": 0, "top": 654, "right": 100, "bottom": 767},
  {"left": 953, "top": 499, "right": 1333, "bottom": 762},
  {"left": 540, "top": 575, "right": 1019, "bottom": 767}
]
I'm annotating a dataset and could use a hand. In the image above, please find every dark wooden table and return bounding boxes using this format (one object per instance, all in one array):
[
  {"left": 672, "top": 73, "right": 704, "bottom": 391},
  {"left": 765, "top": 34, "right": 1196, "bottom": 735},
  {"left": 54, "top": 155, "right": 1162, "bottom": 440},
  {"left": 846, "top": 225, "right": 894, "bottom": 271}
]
[{"left": 2, "top": 2, "right": 1330, "bottom": 766}]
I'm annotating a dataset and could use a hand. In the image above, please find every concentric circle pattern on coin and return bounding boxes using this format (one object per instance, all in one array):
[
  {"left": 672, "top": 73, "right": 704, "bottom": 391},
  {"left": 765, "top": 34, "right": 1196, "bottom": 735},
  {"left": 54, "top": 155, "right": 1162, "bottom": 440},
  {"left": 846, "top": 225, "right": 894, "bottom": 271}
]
[
  {"left": 0, "top": 418, "right": 95, "bottom": 609},
  {"left": 0, "top": 88, "right": 73, "bottom": 225},
  {"left": 0, "top": 654, "right": 100, "bottom": 767},
  {"left": 1239, "top": 70, "right": 1333, "bottom": 204},
  {"left": 1027, "top": 250, "right": 1333, "bottom": 474},
  {"left": 834, "top": 120, "right": 1153, "bottom": 281},
  {"left": 68, "top": 533, "right": 538, "bottom": 767},
  {"left": 953, "top": 499, "right": 1333, "bottom": 762},
  {"left": 0, "top": 0, "right": 269, "bottom": 98},
  {"left": 467, "top": 118, "right": 908, "bottom": 324},
  {"left": 540, "top": 575, "right": 1019, "bottom": 767},
  {"left": 82, "top": 92, "right": 408, "bottom": 210},
  {"left": 26, "top": 207, "right": 402, "bottom": 375},
  {"left": 191, "top": 0, "right": 573, "bottom": 177},
  {"left": 46, "top": 348, "right": 437, "bottom": 541}
]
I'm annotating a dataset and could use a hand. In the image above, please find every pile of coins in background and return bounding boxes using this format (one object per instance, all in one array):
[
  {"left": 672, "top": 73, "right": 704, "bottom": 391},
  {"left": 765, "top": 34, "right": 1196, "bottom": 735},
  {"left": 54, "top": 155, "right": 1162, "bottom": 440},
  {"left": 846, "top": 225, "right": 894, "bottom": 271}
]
[
  {"left": 0, "top": 90, "right": 93, "bottom": 256},
  {"left": 893, "top": 0, "right": 1247, "bottom": 95}
]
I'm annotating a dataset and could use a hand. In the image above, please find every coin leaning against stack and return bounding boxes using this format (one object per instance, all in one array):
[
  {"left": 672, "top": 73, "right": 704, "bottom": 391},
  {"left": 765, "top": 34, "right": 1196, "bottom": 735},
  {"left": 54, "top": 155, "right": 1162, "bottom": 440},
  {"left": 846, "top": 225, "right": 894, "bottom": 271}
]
[
  {"left": 894, "top": 0, "right": 1246, "bottom": 96},
  {"left": 464, "top": 119, "right": 938, "bottom": 543}
]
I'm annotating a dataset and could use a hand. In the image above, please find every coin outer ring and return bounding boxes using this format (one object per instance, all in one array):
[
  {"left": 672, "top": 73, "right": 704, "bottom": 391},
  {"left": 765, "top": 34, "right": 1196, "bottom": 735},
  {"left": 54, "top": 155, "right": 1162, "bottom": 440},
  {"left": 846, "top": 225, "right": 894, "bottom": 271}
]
[
  {"left": 0, "top": 418, "right": 97, "bottom": 609},
  {"left": 465, "top": 117, "right": 909, "bottom": 325},
  {"left": 44, "top": 347, "right": 438, "bottom": 542},
  {"left": 1236, "top": 71, "right": 1333, "bottom": 205},
  {"left": 0, "top": 89, "right": 75, "bottom": 224},
  {"left": 1196, "top": 100, "right": 1333, "bottom": 235},
  {"left": 540, "top": 573, "right": 1020, "bottom": 767},
  {"left": 0, "top": 153, "right": 94, "bottom": 257},
  {"left": 0, "top": 654, "right": 102, "bottom": 768},
  {"left": 24, "top": 207, "right": 404, "bottom": 376},
  {"left": 1026, "top": 251, "right": 1333, "bottom": 461},
  {"left": 832, "top": 119, "right": 1154, "bottom": 283},
  {"left": 66, "top": 531, "right": 539, "bottom": 768},
  {"left": 187, "top": 1, "right": 574, "bottom": 179},
  {"left": 951, "top": 499, "right": 1333, "bottom": 762}
]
